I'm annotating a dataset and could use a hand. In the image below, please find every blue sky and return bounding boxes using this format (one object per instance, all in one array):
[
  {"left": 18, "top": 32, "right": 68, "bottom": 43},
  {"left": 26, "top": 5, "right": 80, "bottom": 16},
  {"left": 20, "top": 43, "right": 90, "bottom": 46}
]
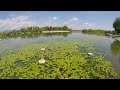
[{"left": 0, "top": 11, "right": 120, "bottom": 31}]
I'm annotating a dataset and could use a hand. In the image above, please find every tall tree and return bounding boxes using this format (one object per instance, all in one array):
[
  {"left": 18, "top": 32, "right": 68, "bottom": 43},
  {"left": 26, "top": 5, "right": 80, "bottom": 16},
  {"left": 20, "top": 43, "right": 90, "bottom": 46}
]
[
  {"left": 113, "top": 17, "right": 120, "bottom": 33},
  {"left": 62, "top": 25, "right": 69, "bottom": 30}
]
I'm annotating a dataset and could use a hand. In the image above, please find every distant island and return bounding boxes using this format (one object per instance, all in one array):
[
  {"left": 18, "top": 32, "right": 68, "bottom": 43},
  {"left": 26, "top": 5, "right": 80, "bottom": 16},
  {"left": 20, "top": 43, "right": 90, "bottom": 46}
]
[{"left": 0, "top": 25, "right": 72, "bottom": 39}]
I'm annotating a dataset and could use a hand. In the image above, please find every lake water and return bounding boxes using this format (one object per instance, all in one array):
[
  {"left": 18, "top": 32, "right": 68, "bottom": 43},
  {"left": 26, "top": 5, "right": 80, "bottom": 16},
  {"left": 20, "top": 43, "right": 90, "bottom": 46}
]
[{"left": 0, "top": 31, "right": 120, "bottom": 78}]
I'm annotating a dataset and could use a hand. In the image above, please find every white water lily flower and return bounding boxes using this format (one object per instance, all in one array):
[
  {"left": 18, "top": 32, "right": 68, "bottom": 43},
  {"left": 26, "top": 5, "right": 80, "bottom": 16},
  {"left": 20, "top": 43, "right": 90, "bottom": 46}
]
[
  {"left": 39, "top": 59, "right": 45, "bottom": 64},
  {"left": 41, "top": 48, "right": 45, "bottom": 51},
  {"left": 88, "top": 53, "right": 93, "bottom": 56}
]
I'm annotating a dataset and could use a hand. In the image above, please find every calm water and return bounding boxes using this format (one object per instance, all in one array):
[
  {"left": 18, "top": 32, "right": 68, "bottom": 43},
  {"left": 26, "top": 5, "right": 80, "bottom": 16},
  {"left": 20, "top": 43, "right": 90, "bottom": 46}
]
[{"left": 0, "top": 31, "right": 120, "bottom": 78}]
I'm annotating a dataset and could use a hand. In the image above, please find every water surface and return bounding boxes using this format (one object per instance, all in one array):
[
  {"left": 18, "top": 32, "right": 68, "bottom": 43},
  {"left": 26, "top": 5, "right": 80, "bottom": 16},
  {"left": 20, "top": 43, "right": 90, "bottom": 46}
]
[{"left": 0, "top": 31, "right": 120, "bottom": 78}]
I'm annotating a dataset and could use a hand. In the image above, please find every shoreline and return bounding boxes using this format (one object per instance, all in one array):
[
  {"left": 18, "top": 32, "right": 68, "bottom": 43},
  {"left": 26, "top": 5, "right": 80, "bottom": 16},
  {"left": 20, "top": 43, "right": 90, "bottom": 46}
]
[
  {"left": 115, "top": 38, "right": 120, "bottom": 41},
  {"left": 42, "top": 31, "right": 70, "bottom": 33}
]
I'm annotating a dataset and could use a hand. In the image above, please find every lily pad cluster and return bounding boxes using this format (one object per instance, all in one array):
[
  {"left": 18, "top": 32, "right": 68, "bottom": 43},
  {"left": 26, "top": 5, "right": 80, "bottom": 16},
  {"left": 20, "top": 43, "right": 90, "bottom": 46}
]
[{"left": 0, "top": 40, "right": 117, "bottom": 79}]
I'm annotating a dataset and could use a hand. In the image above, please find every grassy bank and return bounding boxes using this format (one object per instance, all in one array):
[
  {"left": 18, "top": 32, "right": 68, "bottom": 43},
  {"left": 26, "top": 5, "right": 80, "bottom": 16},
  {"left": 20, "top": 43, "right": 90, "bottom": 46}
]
[
  {"left": 82, "top": 29, "right": 106, "bottom": 36},
  {"left": 82, "top": 29, "right": 119, "bottom": 36}
]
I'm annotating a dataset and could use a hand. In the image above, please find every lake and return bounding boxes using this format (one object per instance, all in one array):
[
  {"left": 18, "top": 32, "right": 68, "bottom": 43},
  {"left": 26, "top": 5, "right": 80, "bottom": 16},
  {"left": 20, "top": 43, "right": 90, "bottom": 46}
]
[{"left": 0, "top": 31, "right": 120, "bottom": 79}]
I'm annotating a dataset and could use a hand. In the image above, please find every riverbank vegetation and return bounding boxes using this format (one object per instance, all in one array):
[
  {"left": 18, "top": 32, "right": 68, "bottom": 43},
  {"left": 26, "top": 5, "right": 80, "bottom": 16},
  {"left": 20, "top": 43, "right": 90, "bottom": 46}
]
[
  {"left": 82, "top": 29, "right": 107, "bottom": 35},
  {"left": 81, "top": 17, "right": 120, "bottom": 36},
  {"left": 81, "top": 29, "right": 118, "bottom": 36},
  {"left": 0, "top": 25, "right": 72, "bottom": 39}
]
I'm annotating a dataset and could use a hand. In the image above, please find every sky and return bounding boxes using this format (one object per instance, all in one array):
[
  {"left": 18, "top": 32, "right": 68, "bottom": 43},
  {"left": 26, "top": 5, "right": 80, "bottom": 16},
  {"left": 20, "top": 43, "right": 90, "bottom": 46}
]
[{"left": 0, "top": 11, "right": 120, "bottom": 31}]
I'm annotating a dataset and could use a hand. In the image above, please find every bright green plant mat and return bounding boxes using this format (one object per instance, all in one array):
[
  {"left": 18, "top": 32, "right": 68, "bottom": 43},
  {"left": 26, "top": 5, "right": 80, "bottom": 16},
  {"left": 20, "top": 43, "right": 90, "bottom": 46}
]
[{"left": 0, "top": 40, "right": 117, "bottom": 79}]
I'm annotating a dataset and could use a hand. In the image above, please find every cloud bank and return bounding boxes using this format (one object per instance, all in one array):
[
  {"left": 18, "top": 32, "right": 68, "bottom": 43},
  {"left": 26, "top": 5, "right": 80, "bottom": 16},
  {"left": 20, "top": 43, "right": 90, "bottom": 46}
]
[
  {"left": 0, "top": 15, "right": 113, "bottom": 32},
  {"left": 0, "top": 15, "right": 37, "bottom": 31}
]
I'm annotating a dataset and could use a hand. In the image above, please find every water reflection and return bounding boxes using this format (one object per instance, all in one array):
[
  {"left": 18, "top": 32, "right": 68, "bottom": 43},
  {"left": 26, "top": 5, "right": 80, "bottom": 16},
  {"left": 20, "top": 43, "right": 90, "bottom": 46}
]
[
  {"left": 111, "top": 40, "right": 120, "bottom": 55},
  {"left": 42, "top": 32, "right": 71, "bottom": 37},
  {"left": 20, "top": 33, "right": 43, "bottom": 39},
  {"left": 1, "top": 31, "right": 120, "bottom": 78},
  {"left": 1, "top": 32, "right": 71, "bottom": 39}
]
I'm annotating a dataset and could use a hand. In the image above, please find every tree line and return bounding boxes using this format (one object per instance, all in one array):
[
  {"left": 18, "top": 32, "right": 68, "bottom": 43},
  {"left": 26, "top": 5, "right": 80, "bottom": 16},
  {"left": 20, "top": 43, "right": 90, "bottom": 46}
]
[
  {"left": 0, "top": 25, "right": 72, "bottom": 39},
  {"left": 81, "top": 17, "right": 120, "bottom": 36}
]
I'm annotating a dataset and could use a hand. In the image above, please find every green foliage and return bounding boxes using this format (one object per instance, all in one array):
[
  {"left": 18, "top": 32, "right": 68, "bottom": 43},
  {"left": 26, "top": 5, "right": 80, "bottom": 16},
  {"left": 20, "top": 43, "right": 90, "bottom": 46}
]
[
  {"left": 82, "top": 29, "right": 106, "bottom": 36},
  {"left": 113, "top": 17, "right": 120, "bottom": 33},
  {"left": 82, "top": 29, "right": 118, "bottom": 36},
  {"left": 0, "top": 40, "right": 117, "bottom": 79},
  {"left": 0, "top": 26, "right": 72, "bottom": 39},
  {"left": 105, "top": 30, "right": 118, "bottom": 35},
  {"left": 62, "top": 25, "right": 69, "bottom": 31}
]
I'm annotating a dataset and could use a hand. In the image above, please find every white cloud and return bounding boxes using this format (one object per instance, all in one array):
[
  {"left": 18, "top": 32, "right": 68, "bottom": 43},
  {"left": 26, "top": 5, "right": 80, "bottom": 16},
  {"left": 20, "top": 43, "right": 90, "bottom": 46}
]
[
  {"left": 48, "top": 16, "right": 59, "bottom": 22},
  {"left": 62, "top": 17, "right": 79, "bottom": 29},
  {"left": 70, "top": 17, "right": 79, "bottom": 22},
  {"left": 53, "top": 17, "right": 58, "bottom": 20},
  {"left": 43, "top": 17, "right": 60, "bottom": 27},
  {"left": 63, "top": 20, "right": 104, "bottom": 30},
  {"left": 77, "top": 22, "right": 112, "bottom": 30},
  {"left": 64, "top": 17, "right": 79, "bottom": 25},
  {"left": 0, "top": 15, "right": 37, "bottom": 31},
  {"left": 83, "top": 22, "right": 95, "bottom": 27},
  {"left": 84, "top": 23, "right": 89, "bottom": 25},
  {"left": 79, "top": 23, "right": 96, "bottom": 29}
]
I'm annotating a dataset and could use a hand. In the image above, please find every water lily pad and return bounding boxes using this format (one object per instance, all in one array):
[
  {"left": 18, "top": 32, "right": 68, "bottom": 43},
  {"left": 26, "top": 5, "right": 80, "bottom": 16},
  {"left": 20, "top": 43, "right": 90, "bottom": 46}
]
[
  {"left": 14, "top": 60, "right": 26, "bottom": 67},
  {"left": 0, "top": 69, "right": 3, "bottom": 73}
]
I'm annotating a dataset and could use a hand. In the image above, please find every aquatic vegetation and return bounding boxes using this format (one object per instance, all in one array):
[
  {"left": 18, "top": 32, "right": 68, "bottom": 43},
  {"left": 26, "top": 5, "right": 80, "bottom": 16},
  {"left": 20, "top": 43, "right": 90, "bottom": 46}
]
[{"left": 0, "top": 40, "right": 117, "bottom": 79}]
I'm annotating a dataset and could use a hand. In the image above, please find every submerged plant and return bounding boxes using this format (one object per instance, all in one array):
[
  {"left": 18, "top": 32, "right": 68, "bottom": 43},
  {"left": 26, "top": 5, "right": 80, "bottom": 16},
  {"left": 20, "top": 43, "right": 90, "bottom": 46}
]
[{"left": 0, "top": 40, "right": 117, "bottom": 79}]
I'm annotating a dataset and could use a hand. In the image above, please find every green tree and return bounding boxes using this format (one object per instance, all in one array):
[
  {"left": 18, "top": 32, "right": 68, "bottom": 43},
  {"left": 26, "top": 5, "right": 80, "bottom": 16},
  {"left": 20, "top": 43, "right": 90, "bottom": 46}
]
[
  {"left": 113, "top": 17, "right": 120, "bottom": 33},
  {"left": 62, "top": 25, "right": 69, "bottom": 30},
  {"left": 50, "top": 26, "right": 52, "bottom": 31}
]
